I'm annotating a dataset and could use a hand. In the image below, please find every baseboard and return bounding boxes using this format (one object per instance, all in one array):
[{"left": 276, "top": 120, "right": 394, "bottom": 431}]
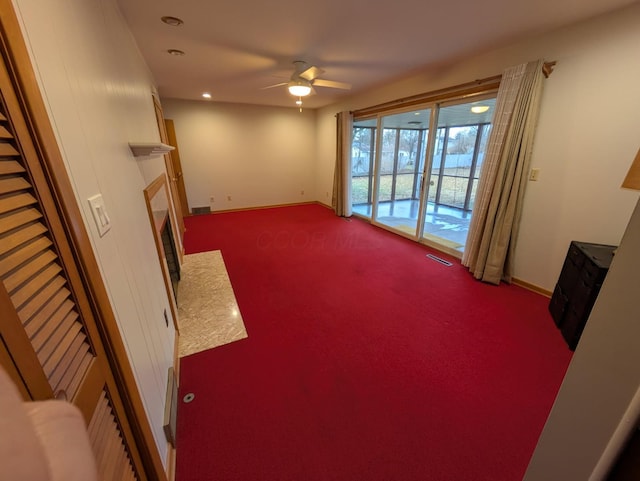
[
  {"left": 188, "top": 200, "right": 335, "bottom": 216},
  {"left": 166, "top": 443, "right": 177, "bottom": 481},
  {"left": 512, "top": 277, "right": 552, "bottom": 297},
  {"left": 209, "top": 201, "right": 319, "bottom": 214}
]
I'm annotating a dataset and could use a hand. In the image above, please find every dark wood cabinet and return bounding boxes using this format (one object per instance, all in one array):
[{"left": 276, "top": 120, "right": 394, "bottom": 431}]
[{"left": 549, "top": 241, "right": 616, "bottom": 350}]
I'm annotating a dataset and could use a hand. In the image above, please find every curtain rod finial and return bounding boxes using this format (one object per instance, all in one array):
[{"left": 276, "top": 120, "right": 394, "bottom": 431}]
[{"left": 542, "top": 61, "right": 557, "bottom": 78}]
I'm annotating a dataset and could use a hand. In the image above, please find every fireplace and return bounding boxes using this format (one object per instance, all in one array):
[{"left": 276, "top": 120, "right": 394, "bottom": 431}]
[{"left": 144, "top": 174, "right": 181, "bottom": 328}]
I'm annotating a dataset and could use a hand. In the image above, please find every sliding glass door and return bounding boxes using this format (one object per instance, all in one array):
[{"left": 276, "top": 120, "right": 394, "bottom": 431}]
[
  {"left": 421, "top": 99, "right": 494, "bottom": 251},
  {"left": 374, "top": 108, "right": 430, "bottom": 235},
  {"left": 350, "top": 96, "right": 496, "bottom": 254},
  {"left": 351, "top": 119, "right": 377, "bottom": 218}
]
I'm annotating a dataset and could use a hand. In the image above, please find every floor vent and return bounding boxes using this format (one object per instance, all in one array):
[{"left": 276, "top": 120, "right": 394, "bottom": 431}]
[
  {"left": 426, "top": 254, "right": 453, "bottom": 266},
  {"left": 163, "top": 367, "right": 178, "bottom": 447},
  {"left": 192, "top": 206, "right": 211, "bottom": 215}
]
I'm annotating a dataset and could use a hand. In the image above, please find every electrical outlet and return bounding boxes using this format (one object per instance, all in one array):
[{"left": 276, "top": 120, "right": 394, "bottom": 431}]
[
  {"left": 227, "top": 195, "right": 232, "bottom": 201},
  {"left": 301, "top": 190, "right": 304, "bottom": 196},
  {"left": 210, "top": 196, "right": 215, "bottom": 203},
  {"left": 326, "top": 191, "right": 329, "bottom": 198},
  {"left": 529, "top": 168, "right": 540, "bottom": 181}
]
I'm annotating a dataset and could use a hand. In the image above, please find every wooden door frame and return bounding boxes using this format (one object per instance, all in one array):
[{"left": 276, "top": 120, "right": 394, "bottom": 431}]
[
  {"left": 0, "top": 3, "right": 167, "bottom": 481},
  {"left": 153, "top": 96, "right": 185, "bottom": 260},
  {"left": 163, "top": 119, "right": 190, "bottom": 218}
]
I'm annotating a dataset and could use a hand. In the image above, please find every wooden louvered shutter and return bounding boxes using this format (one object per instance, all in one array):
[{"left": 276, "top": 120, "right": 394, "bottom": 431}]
[
  {"left": 0, "top": 37, "right": 148, "bottom": 481},
  {"left": 0, "top": 150, "right": 93, "bottom": 397},
  {"left": 89, "top": 392, "right": 139, "bottom": 481}
]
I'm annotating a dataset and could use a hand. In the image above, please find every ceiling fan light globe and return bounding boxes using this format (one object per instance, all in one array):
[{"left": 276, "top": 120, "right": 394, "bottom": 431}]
[{"left": 288, "top": 81, "right": 311, "bottom": 97}]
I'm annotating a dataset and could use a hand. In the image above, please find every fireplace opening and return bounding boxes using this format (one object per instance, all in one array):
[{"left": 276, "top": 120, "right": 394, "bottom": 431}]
[{"left": 161, "top": 215, "right": 180, "bottom": 300}]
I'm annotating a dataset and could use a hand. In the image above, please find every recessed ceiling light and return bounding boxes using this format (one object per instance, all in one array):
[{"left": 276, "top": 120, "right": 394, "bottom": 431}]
[
  {"left": 471, "top": 105, "right": 490, "bottom": 114},
  {"left": 161, "top": 16, "right": 184, "bottom": 27},
  {"left": 167, "top": 49, "right": 185, "bottom": 56},
  {"left": 414, "top": 112, "right": 421, "bottom": 116},
  {"left": 202, "top": 92, "right": 212, "bottom": 99}
]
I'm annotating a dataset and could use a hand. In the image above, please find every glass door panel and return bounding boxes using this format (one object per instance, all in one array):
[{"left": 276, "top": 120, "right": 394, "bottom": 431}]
[
  {"left": 351, "top": 95, "right": 496, "bottom": 256},
  {"left": 421, "top": 98, "right": 495, "bottom": 252},
  {"left": 351, "top": 119, "right": 377, "bottom": 218},
  {"left": 374, "top": 108, "right": 430, "bottom": 236}
]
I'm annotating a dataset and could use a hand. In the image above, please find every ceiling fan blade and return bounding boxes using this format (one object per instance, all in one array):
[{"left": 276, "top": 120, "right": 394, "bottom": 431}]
[
  {"left": 260, "top": 82, "right": 288, "bottom": 90},
  {"left": 312, "top": 78, "right": 352, "bottom": 90},
  {"left": 300, "top": 65, "right": 324, "bottom": 81}
]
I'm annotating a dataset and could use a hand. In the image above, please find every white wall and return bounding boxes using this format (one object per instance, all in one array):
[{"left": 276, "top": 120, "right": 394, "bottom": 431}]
[
  {"left": 12, "top": 0, "right": 175, "bottom": 465},
  {"left": 161, "top": 99, "right": 317, "bottom": 212},
  {"left": 316, "top": 3, "right": 640, "bottom": 291},
  {"left": 523, "top": 198, "right": 640, "bottom": 480}
]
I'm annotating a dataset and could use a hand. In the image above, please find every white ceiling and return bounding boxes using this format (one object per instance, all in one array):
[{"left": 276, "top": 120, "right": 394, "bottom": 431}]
[{"left": 117, "top": 0, "right": 635, "bottom": 110}]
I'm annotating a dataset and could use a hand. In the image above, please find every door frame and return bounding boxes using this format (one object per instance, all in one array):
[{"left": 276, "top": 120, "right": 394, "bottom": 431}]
[
  {"left": 153, "top": 96, "right": 185, "bottom": 262},
  {"left": 164, "top": 119, "right": 190, "bottom": 218},
  {"left": 0, "top": 3, "right": 167, "bottom": 480}
]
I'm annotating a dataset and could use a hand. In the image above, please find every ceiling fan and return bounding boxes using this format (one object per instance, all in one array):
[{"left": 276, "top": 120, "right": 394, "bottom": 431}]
[{"left": 263, "top": 60, "right": 352, "bottom": 98}]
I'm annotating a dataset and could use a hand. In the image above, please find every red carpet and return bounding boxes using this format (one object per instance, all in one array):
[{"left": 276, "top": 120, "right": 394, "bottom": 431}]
[{"left": 176, "top": 204, "right": 571, "bottom": 481}]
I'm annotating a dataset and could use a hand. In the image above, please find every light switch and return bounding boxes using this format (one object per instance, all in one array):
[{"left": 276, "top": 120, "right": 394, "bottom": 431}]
[{"left": 88, "top": 194, "right": 112, "bottom": 237}]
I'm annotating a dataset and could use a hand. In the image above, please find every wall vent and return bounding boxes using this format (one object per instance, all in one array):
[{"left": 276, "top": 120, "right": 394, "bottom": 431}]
[{"left": 192, "top": 206, "right": 211, "bottom": 215}]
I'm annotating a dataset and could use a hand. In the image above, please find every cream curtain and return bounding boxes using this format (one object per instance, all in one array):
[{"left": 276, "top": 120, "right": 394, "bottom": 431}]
[
  {"left": 332, "top": 111, "right": 353, "bottom": 217},
  {"left": 462, "top": 59, "right": 545, "bottom": 284}
]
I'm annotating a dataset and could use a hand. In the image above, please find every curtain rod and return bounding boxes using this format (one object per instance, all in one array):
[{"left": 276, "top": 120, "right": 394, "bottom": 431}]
[{"left": 352, "top": 60, "right": 556, "bottom": 119}]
